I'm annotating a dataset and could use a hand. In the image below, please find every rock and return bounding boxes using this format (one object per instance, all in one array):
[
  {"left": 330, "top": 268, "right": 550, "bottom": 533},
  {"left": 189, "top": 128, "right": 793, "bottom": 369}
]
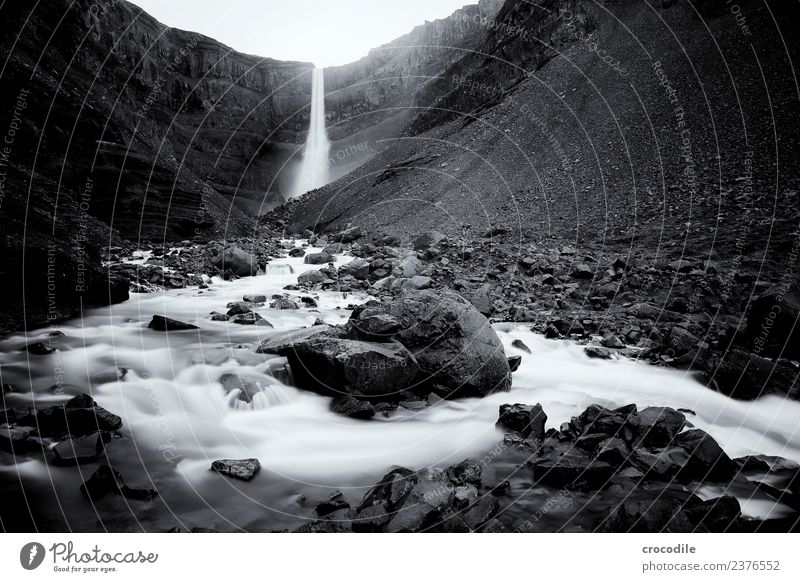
[
  {"left": 596, "top": 437, "right": 631, "bottom": 466},
  {"left": 511, "top": 339, "right": 531, "bottom": 353},
  {"left": 528, "top": 442, "right": 615, "bottom": 487},
  {"left": 330, "top": 395, "right": 375, "bottom": 419},
  {"left": 257, "top": 325, "right": 346, "bottom": 355},
  {"left": 630, "top": 447, "right": 689, "bottom": 479},
  {"left": 53, "top": 432, "right": 110, "bottom": 464},
  {"left": 338, "top": 258, "right": 370, "bottom": 280},
  {"left": 602, "top": 333, "right": 625, "bottom": 349},
  {"left": 219, "top": 373, "right": 262, "bottom": 403},
  {"left": 211, "top": 246, "right": 258, "bottom": 277},
  {"left": 305, "top": 252, "right": 333, "bottom": 265},
  {"left": 226, "top": 301, "right": 253, "bottom": 316},
  {"left": 744, "top": 284, "right": 800, "bottom": 359},
  {"left": 384, "top": 477, "right": 453, "bottom": 533},
  {"left": 0, "top": 426, "right": 37, "bottom": 453},
  {"left": 600, "top": 494, "right": 696, "bottom": 533},
  {"left": 148, "top": 315, "right": 198, "bottom": 331},
  {"left": 286, "top": 338, "right": 420, "bottom": 398},
  {"left": 453, "top": 484, "right": 479, "bottom": 508},
  {"left": 270, "top": 296, "right": 299, "bottom": 310},
  {"left": 412, "top": 231, "right": 445, "bottom": 250},
  {"left": 667, "top": 326, "right": 698, "bottom": 356},
  {"left": 27, "top": 341, "right": 55, "bottom": 355},
  {"left": 229, "top": 312, "right": 271, "bottom": 326},
  {"left": 402, "top": 275, "right": 432, "bottom": 290},
  {"left": 80, "top": 465, "right": 157, "bottom": 502},
  {"left": 673, "top": 429, "right": 738, "bottom": 481},
  {"left": 211, "top": 458, "right": 261, "bottom": 481},
  {"left": 298, "top": 269, "right": 326, "bottom": 284},
  {"left": 462, "top": 494, "right": 499, "bottom": 529},
  {"left": 335, "top": 226, "right": 365, "bottom": 243},
  {"left": 316, "top": 491, "right": 351, "bottom": 517},
  {"left": 633, "top": 407, "right": 685, "bottom": 447},
  {"left": 446, "top": 458, "right": 483, "bottom": 486},
  {"left": 707, "top": 347, "right": 799, "bottom": 399},
  {"left": 349, "top": 289, "right": 511, "bottom": 398},
  {"left": 571, "top": 404, "right": 636, "bottom": 439},
  {"left": 507, "top": 355, "right": 522, "bottom": 372},
  {"left": 497, "top": 403, "right": 547, "bottom": 440},
  {"left": 243, "top": 294, "right": 266, "bottom": 303},
  {"left": 571, "top": 263, "right": 594, "bottom": 279},
  {"left": 36, "top": 394, "right": 122, "bottom": 437},
  {"left": 352, "top": 503, "right": 392, "bottom": 532},
  {"left": 585, "top": 346, "right": 613, "bottom": 359},
  {"left": 288, "top": 247, "right": 306, "bottom": 258},
  {"left": 682, "top": 495, "right": 741, "bottom": 532}
]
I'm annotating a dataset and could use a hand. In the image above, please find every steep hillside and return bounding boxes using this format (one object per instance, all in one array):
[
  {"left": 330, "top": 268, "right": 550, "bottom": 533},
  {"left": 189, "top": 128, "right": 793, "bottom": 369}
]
[{"left": 274, "top": 0, "right": 800, "bottom": 264}]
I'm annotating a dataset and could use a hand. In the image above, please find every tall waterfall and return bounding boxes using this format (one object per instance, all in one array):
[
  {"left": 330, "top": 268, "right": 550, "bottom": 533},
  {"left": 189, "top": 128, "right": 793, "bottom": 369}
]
[{"left": 290, "top": 67, "right": 331, "bottom": 197}]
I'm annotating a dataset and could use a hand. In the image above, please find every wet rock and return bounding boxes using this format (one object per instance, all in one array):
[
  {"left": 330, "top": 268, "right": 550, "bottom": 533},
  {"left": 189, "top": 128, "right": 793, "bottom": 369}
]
[
  {"left": 270, "top": 296, "right": 300, "bottom": 310},
  {"left": 528, "top": 442, "right": 615, "bottom": 487},
  {"left": 596, "top": 437, "right": 631, "bottom": 466},
  {"left": 298, "top": 270, "right": 326, "bottom": 284},
  {"left": 511, "top": 339, "right": 531, "bottom": 353},
  {"left": 462, "top": 495, "right": 499, "bottom": 529},
  {"left": 316, "top": 491, "right": 351, "bottom": 517},
  {"left": 211, "top": 458, "right": 261, "bottom": 481},
  {"left": 336, "top": 226, "right": 365, "bottom": 243},
  {"left": 349, "top": 289, "right": 512, "bottom": 398},
  {"left": 497, "top": 403, "right": 547, "bottom": 440},
  {"left": 446, "top": 458, "right": 483, "bottom": 487},
  {"left": 211, "top": 246, "right": 258, "bottom": 277},
  {"left": 0, "top": 426, "right": 37, "bottom": 453},
  {"left": 286, "top": 338, "right": 420, "bottom": 398},
  {"left": 633, "top": 407, "right": 685, "bottom": 447},
  {"left": 288, "top": 247, "right": 306, "bottom": 258},
  {"left": 402, "top": 275, "right": 432, "bottom": 290},
  {"left": 602, "top": 333, "right": 625, "bottom": 348},
  {"left": 682, "top": 495, "right": 741, "bottom": 532},
  {"left": 352, "top": 503, "right": 392, "bottom": 532},
  {"left": 257, "top": 325, "right": 346, "bottom": 355},
  {"left": 226, "top": 301, "right": 254, "bottom": 316},
  {"left": 229, "top": 312, "right": 272, "bottom": 326},
  {"left": 27, "top": 341, "right": 56, "bottom": 355},
  {"left": 305, "top": 252, "right": 333, "bottom": 265},
  {"left": 744, "top": 284, "right": 800, "bottom": 359},
  {"left": 36, "top": 394, "right": 122, "bottom": 438},
  {"left": 673, "top": 429, "right": 738, "bottom": 481},
  {"left": 148, "top": 315, "right": 198, "bottom": 331},
  {"left": 384, "top": 478, "right": 453, "bottom": 532},
  {"left": 630, "top": 447, "right": 689, "bottom": 479},
  {"left": 585, "top": 346, "right": 613, "bottom": 359},
  {"left": 81, "top": 464, "right": 158, "bottom": 502},
  {"left": 599, "top": 494, "right": 696, "bottom": 532},
  {"left": 507, "top": 355, "right": 522, "bottom": 372},
  {"left": 571, "top": 263, "right": 594, "bottom": 279},
  {"left": 219, "top": 373, "right": 263, "bottom": 403},
  {"left": 330, "top": 395, "right": 375, "bottom": 419},
  {"left": 357, "top": 467, "right": 417, "bottom": 514},
  {"left": 338, "top": 258, "right": 370, "bottom": 280},
  {"left": 243, "top": 294, "right": 266, "bottom": 303},
  {"left": 53, "top": 432, "right": 110, "bottom": 464}
]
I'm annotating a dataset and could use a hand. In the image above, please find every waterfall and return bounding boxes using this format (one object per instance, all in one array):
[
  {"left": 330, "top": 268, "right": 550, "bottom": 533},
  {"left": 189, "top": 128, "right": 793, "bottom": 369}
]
[{"left": 290, "top": 67, "right": 331, "bottom": 197}]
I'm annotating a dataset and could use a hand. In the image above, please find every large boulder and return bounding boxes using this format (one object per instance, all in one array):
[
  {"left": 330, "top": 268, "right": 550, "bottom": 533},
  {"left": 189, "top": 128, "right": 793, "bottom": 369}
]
[
  {"left": 286, "top": 338, "right": 421, "bottom": 398},
  {"left": 211, "top": 246, "right": 259, "bottom": 277},
  {"left": 305, "top": 252, "right": 333, "bottom": 265},
  {"left": 349, "top": 289, "right": 512, "bottom": 397}
]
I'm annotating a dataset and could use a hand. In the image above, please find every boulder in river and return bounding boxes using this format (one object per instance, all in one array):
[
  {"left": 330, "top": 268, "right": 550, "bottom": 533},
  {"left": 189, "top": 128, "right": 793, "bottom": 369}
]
[
  {"left": 211, "top": 246, "right": 259, "bottom": 277},
  {"left": 348, "top": 289, "right": 512, "bottom": 398},
  {"left": 305, "top": 252, "right": 333, "bottom": 265},
  {"left": 36, "top": 393, "right": 122, "bottom": 437},
  {"left": 148, "top": 315, "right": 198, "bottom": 331},
  {"left": 81, "top": 464, "right": 158, "bottom": 502},
  {"left": 211, "top": 458, "right": 261, "bottom": 481},
  {"left": 497, "top": 403, "right": 547, "bottom": 440}
]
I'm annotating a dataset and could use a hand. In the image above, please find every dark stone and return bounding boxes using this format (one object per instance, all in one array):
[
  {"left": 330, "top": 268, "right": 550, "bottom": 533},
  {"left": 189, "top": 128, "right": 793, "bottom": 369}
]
[
  {"left": 585, "top": 346, "right": 613, "bottom": 359},
  {"left": 211, "top": 458, "right": 261, "bottom": 481},
  {"left": 528, "top": 445, "right": 615, "bottom": 488},
  {"left": 507, "top": 355, "right": 522, "bottom": 372},
  {"left": 211, "top": 246, "right": 258, "bottom": 277},
  {"left": 257, "top": 325, "right": 346, "bottom": 355},
  {"left": 358, "top": 467, "right": 417, "bottom": 513},
  {"left": 81, "top": 465, "right": 157, "bottom": 502},
  {"left": 462, "top": 494, "right": 499, "bottom": 529},
  {"left": 315, "top": 491, "right": 351, "bottom": 517},
  {"left": 243, "top": 294, "right": 266, "bottom": 303},
  {"left": 683, "top": 495, "right": 741, "bottom": 532},
  {"left": 305, "top": 252, "right": 333, "bottom": 265},
  {"left": 673, "top": 429, "right": 738, "bottom": 481},
  {"left": 630, "top": 447, "right": 689, "bottom": 480},
  {"left": 744, "top": 284, "right": 800, "bottom": 359},
  {"left": 226, "top": 301, "right": 254, "bottom": 316},
  {"left": 511, "top": 339, "right": 531, "bottom": 353},
  {"left": 0, "top": 426, "right": 37, "bottom": 453},
  {"left": 271, "top": 296, "right": 300, "bottom": 310},
  {"left": 286, "top": 338, "right": 420, "bottom": 398},
  {"left": 288, "top": 248, "right": 306, "bottom": 258},
  {"left": 53, "top": 432, "right": 110, "bottom": 464},
  {"left": 27, "top": 341, "right": 55, "bottom": 355},
  {"left": 330, "top": 395, "right": 375, "bottom": 419},
  {"left": 148, "top": 315, "right": 198, "bottom": 331},
  {"left": 633, "top": 407, "right": 685, "bottom": 447},
  {"left": 36, "top": 394, "right": 122, "bottom": 437},
  {"left": 219, "top": 373, "right": 262, "bottom": 403},
  {"left": 229, "top": 312, "right": 271, "bottom": 326},
  {"left": 352, "top": 503, "right": 392, "bottom": 532},
  {"left": 349, "top": 289, "right": 512, "bottom": 398},
  {"left": 446, "top": 458, "right": 483, "bottom": 486},
  {"left": 497, "top": 403, "right": 547, "bottom": 440}
]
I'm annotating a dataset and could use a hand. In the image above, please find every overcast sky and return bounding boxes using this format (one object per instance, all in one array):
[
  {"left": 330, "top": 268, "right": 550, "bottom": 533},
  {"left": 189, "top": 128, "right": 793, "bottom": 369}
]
[{"left": 128, "top": 0, "right": 470, "bottom": 67}]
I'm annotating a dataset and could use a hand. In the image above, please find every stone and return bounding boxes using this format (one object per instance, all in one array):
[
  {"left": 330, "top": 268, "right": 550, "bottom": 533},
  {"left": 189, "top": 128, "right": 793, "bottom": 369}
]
[
  {"left": 330, "top": 395, "right": 375, "bottom": 419},
  {"left": 602, "top": 333, "right": 625, "bottom": 349},
  {"left": 585, "top": 346, "right": 613, "bottom": 359},
  {"left": 219, "top": 373, "right": 263, "bottom": 403},
  {"left": 446, "top": 458, "right": 483, "bottom": 486},
  {"left": 148, "top": 315, "right": 198, "bottom": 331},
  {"left": 497, "top": 403, "right": 547, "bottom": 440},
  {"left": 288, "top": 247, "right": 306, "bottom": 258},
  {"left": 229, "top": 312, "right": 272, "bottom": 326},
  {"left": 0, "top": 426, "right": 36, "bottom": 453},
  {"left": 633, "top": 407, "right": 685, "bottom": 447},
  {"left": 211, "top": 246, "right": 258, "bottom": 277},
  {"left": 571, "top": 263, "right": 594, "bottom": 279},
  {"left": 298, "top": 270, "right": 325, "bottom": 284},
  {"left": 243, "top": 294, "right": 266, "bottom": 303},
  {"left": 673, "top": 429, "right": 738, "bottom": 481},
  {"left": 630, "top": 447, "right": 690, "bottom": 479},
  {"left": 349, "top": 289, "right": 512, "bottom": 398},
  {"left": 81, "top": 465, "right": 157, "bottom": 502},
  {"left": 507, "top": 355, "right": 522, "bottom": 372},
  {"left": 402, "top": 275, "right": 432, "bottom": 290},
  {"left": 226, "top": 301, "right": 253, "bottom": 315},
  {"left": 511, "top": 339, "right": 531, "bottom": 353},
  {"left": 316, "top": 491, "right": 351, "bottom": 517},
  {"left": 53, "top": 432, "right": 109, "bottom": 464},
  {"left": 286, "top": 338, "right": 420, "bottom": 398},
  {"left": 36, "top": 394, "right": 122, "bottom": 437},
  {"left": 338, "top": 258, "right": 370, "bottom": 280},
  {"left": 211, "top": 458, "right": 261, "bottom": 481},
  {"left": 744, "top": 284, "right": 800, "bottom": 359},
  {"left": 257, "top": 325, "right": 346, "bottom": 355},
  {"left": 270, "top": 296, "right": 299, "bottom": 310},
  {"left": 528, "top": 444, "right": 615, "bottom": 487},
  {"left": 305, "top": 252, "right": 332, "bottom": 265}
]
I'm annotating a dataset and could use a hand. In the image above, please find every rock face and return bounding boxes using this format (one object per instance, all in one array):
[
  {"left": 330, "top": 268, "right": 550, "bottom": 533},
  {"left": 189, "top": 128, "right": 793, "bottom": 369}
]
[{"left": 350, "top": 289, "right": 512, "bottom": 397}]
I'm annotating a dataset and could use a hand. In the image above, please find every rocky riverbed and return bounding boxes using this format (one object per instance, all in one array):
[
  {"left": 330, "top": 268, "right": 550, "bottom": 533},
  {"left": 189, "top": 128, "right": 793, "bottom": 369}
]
[{"left": 1, "top": 234, "right": 798, "bottom": 532}]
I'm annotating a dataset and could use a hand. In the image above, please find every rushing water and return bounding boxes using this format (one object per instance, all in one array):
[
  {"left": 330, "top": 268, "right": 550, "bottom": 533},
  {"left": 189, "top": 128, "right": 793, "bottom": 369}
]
[
  {"left": 1, "top": 242, "right": 799, "bottom": 531},
  {"left": 290, "top": 67, "right": 331, "bottom": 197}
]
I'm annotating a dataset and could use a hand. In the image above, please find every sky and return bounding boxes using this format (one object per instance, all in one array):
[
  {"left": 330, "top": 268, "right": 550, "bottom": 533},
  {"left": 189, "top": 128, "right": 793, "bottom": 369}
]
[{"left": 128, "top": 0, "right": 471, "bottom": 67}]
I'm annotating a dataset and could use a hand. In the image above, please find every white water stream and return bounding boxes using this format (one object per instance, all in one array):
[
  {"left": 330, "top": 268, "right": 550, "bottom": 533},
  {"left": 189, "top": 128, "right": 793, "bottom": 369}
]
[{"left": 1, "top": 241, "right": 799, "bottom": 530}]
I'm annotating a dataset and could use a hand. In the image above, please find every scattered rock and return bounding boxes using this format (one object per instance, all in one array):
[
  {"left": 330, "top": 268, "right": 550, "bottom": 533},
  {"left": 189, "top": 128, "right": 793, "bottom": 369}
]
[
  {"left": 211, "top": 458, "right": 261, "bottom": 481},
  {"left": 148, "top": 315, "right": 198, "bottom": 331}
]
